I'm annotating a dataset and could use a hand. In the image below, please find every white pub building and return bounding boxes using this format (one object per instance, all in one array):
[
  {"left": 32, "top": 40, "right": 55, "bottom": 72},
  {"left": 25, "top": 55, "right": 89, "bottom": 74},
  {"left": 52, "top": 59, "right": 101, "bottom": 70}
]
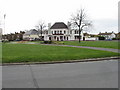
[{"left": 23, "top": 22, "right": 84, "bottom": 41}]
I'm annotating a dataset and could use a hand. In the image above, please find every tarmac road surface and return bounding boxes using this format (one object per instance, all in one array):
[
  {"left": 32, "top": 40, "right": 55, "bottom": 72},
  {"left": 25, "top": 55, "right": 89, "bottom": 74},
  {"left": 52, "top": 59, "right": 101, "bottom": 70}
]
[{"left": 2, "top": 59, "right": 118, "bottom": 88}]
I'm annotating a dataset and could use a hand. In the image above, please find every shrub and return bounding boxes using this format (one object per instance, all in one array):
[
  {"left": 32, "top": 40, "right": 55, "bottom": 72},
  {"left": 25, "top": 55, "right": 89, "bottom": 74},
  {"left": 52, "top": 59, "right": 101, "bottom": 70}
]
[
  {"left": 98, "top": 36, "right": 105, "bottom": 40},
  {"left": 43, "top": 41, "right": 53, "bottom": 44},
  {"left": 112, "top": 38, "right": 117, "bottom": 40},
  {"left": 42, "top": 41, "right": 64, "bottom": 44},
  {"left": 112, "top": 38, "right": 120, "bottom": 40}
]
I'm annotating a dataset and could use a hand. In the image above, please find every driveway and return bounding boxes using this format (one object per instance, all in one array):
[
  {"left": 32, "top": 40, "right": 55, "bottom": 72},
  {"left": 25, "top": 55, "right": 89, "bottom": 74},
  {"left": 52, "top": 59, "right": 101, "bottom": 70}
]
[{"left": 2, "top": 60, "right": 118, "bottom": 88}]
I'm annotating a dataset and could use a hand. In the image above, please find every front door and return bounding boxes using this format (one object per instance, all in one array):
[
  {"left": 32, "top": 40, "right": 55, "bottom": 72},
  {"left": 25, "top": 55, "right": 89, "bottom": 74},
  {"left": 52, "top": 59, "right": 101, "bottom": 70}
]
[
  {"left": 67, "top": 37, "right": 68, "bottom": 40},
  {"left": 57, "top": 37, "right": 59, "bottom": 41},
  {"left": 60, "top": 36, "right": 63, "bottom": 41},
  {"left": 49, "top": 37, "right": 51, "bottom": 40}
]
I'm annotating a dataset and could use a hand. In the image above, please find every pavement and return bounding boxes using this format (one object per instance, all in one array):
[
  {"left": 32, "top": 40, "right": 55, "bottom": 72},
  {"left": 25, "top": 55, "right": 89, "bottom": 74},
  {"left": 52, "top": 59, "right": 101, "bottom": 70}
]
[
  {"left": 42, "top": 44, "right": 119, "bottom": 53},
  {"left": 2, "top": 59, "right": 118, "bottom": 88}
]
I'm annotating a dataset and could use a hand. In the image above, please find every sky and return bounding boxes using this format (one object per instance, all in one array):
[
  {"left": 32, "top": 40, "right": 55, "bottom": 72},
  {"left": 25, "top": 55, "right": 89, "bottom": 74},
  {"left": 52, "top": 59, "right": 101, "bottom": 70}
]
[{"left": 0, "top": 0, "right": 119, "bottom": 34}]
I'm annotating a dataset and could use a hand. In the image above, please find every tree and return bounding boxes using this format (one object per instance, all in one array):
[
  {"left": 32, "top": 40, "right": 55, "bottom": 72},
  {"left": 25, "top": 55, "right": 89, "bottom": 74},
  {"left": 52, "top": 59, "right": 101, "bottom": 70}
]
[
  {"left": 71, "top": 9, "right": 92, "bottom": 43},
  {"left": 35, "top": 21, "right": 46, "bottom": 41}
]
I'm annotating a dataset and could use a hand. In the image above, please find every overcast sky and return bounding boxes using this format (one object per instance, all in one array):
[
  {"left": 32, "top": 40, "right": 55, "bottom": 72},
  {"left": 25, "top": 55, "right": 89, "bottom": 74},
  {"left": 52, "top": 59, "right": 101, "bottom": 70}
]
[{"left": 0, "top": 0, "right": 119, "bottom": 34}]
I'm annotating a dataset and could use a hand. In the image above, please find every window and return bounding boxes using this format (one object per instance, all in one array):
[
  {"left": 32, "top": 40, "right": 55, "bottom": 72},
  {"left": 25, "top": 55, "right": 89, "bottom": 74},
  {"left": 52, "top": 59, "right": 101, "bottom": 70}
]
[
  {"left": 54, "top": 36, "right": 56, "bottom": 39},
  {"left": 55, "top": 31, "right": 56, "bottom": 34},
  {"left": 67, "top": 37, "right": 68, "bottom": 40},
  {"left": 64, "top": 31, "right": 66, "bottom": 34},
  {"left": 43, "top": 31, "right": 45, "bottom": 34},
  {"left": 46, "top": 31, "right": 48, "bottom": 34},
  {"left": 57, "top": 31, "right": 59, "bottom": 34},
  {"left": 60, "top": 31, "right": 62, "bottom": 34},
  {"left": 75, "top": 30, "right": 76, "bottom": 34},
  {"left": 60, "top": 36, "right": 63, "bottom": 41},
  {"left": 64, "top": 36, "right": 66, "bottom": 40},
  {"left": 77, "top": 31, "right": 79, "bottom": 34},
  {"left": 70, "top": 31, "right": 72, "bottom": 34}
]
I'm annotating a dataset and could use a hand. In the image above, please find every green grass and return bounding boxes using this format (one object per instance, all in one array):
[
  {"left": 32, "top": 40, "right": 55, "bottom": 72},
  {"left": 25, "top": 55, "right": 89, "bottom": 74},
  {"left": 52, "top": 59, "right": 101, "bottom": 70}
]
[
  {"left": 2, "top": 44, "right": 118, "bottom": 63},
  {"left": 63, "top": 41, "right": 119, "bottom": 49}
]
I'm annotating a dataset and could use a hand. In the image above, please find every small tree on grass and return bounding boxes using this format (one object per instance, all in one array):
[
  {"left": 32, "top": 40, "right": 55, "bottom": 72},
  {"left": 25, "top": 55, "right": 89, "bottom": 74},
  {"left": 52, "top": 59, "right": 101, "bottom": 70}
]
[
  {"left": 35, "top": 20, "right": 46, "bottom": 41},
  {"left": 71, "top": 9, "right": 92, "bottom": 43}
]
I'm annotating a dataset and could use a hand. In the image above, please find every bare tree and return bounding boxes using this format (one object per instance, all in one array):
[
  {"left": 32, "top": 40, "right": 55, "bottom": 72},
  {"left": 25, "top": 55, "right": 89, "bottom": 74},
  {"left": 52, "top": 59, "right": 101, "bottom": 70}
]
[
  {"left": 35, "top": 21, "right": 46, "bottom": 41},
  {"left": 71, "top": 9, "right": 92, "bottom": 43}
]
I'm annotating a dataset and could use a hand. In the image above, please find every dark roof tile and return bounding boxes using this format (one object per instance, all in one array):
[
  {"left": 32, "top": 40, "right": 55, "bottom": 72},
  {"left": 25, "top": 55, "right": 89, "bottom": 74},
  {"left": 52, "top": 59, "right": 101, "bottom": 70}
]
[{"left": 50, "top": 22, "right": 68, "bottom": 29}]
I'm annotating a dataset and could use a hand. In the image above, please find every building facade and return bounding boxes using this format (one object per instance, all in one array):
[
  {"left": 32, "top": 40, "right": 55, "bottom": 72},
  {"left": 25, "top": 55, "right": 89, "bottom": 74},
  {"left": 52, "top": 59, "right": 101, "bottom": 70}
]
[
  {"left": 2, "top": 31, "right": 25, "bottom": 41},
  {"left": 98, "top": 32, "right": 116, "bottom": 40},
  {"left": 0, "top": 28, "right": 2, "bottom": 41},
  {"left": 23, "top": 22, "right": 84, "bottom": 41},
  {"left": 83, "top": 33, "right": 98, "bottom": 41}
]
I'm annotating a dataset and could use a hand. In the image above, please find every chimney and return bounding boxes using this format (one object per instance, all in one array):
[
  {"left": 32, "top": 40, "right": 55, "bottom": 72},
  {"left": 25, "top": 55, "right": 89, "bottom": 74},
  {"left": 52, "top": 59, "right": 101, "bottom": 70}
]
[
  {"left": 48, "top": 23, "right": 51, "bottom": 34},
  {"left": 67, "top": 21, "right": 71, "bottom": 30},
  {"left": 48, "top": 23, "right": 51, "bottom": 29}
]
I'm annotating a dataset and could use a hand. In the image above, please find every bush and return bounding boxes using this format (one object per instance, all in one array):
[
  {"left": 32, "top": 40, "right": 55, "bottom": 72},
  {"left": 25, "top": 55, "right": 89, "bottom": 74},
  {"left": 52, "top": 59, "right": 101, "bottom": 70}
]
[
  {"left": 98, "top": 36, "right": 105, "bottom": 40},
  {"left": 112, "top": 38, "right": 117, "bottom": 40},
  {"left": 43, "top": 41, "right": 52, "bottom": 44},
  {"left": 42, "top": 41, "right": 64, "bottom": 44},
  {"left": 112, "top": 38, "right": 120, "bottom": 40}
]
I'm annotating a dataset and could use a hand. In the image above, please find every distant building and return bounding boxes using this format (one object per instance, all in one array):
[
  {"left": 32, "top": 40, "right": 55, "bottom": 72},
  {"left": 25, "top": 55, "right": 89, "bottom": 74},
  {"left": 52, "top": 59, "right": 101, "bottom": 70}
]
[
  {"left": 23, "top": 22, "right": 84, "bottom": 41},
  {"left": 115, "top": 32, "right": 120, "bottom": 39},
  {"left": 0, "top": 28, "right": 2, "bottom": 41},
  {"left": 23, "top": 29, "right": 39, "bottom": 40},
  {"left": 83, "top": 33, "right": 98, "bottom": 41},
  {"left": 98, "top": 31, "right": 116, "bottom": 40},
  {"left": 2, "top": 31, "right": 25, "bottom": 41}
]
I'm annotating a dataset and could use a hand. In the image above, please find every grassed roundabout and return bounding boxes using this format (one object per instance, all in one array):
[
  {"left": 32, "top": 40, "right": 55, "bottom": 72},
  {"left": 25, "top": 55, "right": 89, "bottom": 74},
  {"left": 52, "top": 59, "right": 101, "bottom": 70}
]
[{"left": 2, "top": 42, "right": 119, "bottom": 63}]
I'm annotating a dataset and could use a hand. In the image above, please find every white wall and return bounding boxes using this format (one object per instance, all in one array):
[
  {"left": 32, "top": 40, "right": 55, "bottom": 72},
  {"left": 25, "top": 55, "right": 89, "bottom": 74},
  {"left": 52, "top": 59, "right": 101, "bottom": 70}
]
[
  {"left": 23, "top": 34, "right": 39, "bottom": 40},
  {"left": 85, "top": 37, "right": 98, "bottom": 41},
  {"left": 23, "top": 29, "right": 84, "bottom": 41}
]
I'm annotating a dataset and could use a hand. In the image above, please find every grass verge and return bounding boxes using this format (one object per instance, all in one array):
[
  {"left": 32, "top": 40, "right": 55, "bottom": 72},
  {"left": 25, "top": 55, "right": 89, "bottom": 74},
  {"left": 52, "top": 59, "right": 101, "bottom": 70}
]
[
  {"left": 63, "top": 41, "right": 119, "bottom": 49},
  {"left": 2, "top": 43, "right": 119, "bottom": 63}
]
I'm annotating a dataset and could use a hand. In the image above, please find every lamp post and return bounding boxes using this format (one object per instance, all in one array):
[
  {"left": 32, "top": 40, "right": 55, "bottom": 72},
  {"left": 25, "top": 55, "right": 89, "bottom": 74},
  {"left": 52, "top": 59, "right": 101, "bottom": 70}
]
[{"left": 4, "top": 14, "right": 6, "bottom": 34}]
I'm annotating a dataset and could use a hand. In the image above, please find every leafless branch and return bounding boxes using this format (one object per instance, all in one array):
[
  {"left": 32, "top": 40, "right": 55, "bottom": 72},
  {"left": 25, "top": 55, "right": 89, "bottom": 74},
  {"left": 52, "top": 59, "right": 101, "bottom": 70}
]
[
  {"left": 70, "top": 9, "right": 92, "bottom": 43},
  {"left": 35, "top": 20, "right": 46, "bottom": 40}
]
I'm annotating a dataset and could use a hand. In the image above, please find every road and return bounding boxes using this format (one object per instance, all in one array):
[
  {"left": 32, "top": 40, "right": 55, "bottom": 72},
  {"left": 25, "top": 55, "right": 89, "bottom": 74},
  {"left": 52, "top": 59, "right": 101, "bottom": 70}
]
[{"left": 2, "top": 60, "right": 118, "bottom": 88}]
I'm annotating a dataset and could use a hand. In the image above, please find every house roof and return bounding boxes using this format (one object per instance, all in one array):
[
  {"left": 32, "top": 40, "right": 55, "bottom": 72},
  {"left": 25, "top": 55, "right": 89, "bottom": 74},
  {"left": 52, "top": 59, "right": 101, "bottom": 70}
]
[
  {"left": 83, "top": 33, "right": 90, "bottom": 36},
  {"left": 24, "top": 29, "right": 38, "bottom": 35},
  {"left": 115, "top": 32, "right": 120, "bottom": 36},
  {"left": 83, "top": 33, "right": 97, "bottom": 36},
  {"left": 50, "top": 22, "right": 68, "bottom": 29},
  {"left": 98, "top": 32, "right": 113, "bottom": 35},
  {"left": 117, "top": 32, "right": 120, "bottom": 34}
]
